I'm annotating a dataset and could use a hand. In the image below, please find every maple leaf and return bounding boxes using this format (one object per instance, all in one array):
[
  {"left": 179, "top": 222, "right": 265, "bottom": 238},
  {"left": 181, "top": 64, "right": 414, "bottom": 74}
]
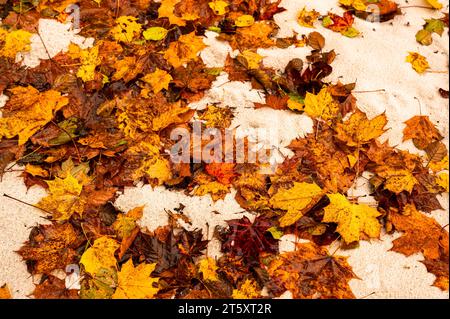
[
  {"left": 406, "top": 52, "right": 430, "bottom": 74},
  {"left": 323, "top": 12, "right": 360, "bottom": 38},
  {"left": 198, "top": 257, "right": 219, "bottom": 281},
  {"left": 0, "top": 284, "right": 12, "bottom": 299},
  {"left": 0, "top": 86, "right": 68, "bottom": 145},
  {"left": 141, "top": 68, "right": 173, "bottom": 94},
  {"left": 422, "top": 255, "right": 449, "bottom": 291},
  {"left": 164, "top": 32, "right": 206, "bottom": 68},
  {"left": 80, "top": 236, "right": 119, "bottom": 275},
  {"left": 113, "top": 206, "right": 144, "bottom": 239},
  {"left": 205, "top": 163, "right": 236, "bottom": 184},
  {"left": 339, "top": 0, "right": 367, "bottom": 11},
  {"left": 221, "top": 216, "right": 278, "bottom": 264},
  {"left": 389, "top": 204, "right": 448, "bottom": 260},
  {"left": 403, "top": 115, "right": 443, "bottom": 149},
  {"left": 297, "top": 7, "right": 320, "bottom": 28},
  {"left": 17, "top": 223, "right": 80, "bottom": 274},
  {"left": 110, "top": 16, "right": 142, "bottom": 43},
  {"left": 33, "top": 275, "right": 79, "bottom": 299},
  {"left": 199, "top": 105, "right": 233, "bottom": 128},
  {"left": 303, "top": 87, "right": 340, "bottom": 121},
  {"left": 158, "top": 0, "right": 187, "bottom": 26},
  {"left": 0, "top": 28, "right": 32, "bottom": 58},
  {"left": 223, "top": 21, "right": 275, "bottom": 50},
  {"left": 112, "top": 259, "right": 159, "bottom": 299},
  {"left": 209, "top": 0, "right": 229, "bottom": 15},
  {"left": 335, "top": 109, "right": 387, "bottom": 147},
  {"left": 37, "top": 173, "right": 86, "bottom": 221},
  {"left": 267, "top": 242, "right": 356, "bottom": 298},
  {"left": 80, "top": 267, "right": 117, "bottom": 299},
  {"left": 70, "top": 44, "right": 101, "bottom": 82},
  {"left": 270, "top": 182, "right": 323, "bottom": 227},
  {"left": 323, "top": 193, "right": 381, "bottom": 244},
  {"left": 374, "top": 167, "right": 418, "bottom": 194},
  {"left": 232, "top": 279, "right": 260, "bottom": 299}
]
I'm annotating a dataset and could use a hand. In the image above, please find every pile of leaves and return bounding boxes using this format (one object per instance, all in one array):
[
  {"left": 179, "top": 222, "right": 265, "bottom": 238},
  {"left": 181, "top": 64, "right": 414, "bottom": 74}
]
[{"left": 0, "top": 0, "right": 448, "bottom": 299}]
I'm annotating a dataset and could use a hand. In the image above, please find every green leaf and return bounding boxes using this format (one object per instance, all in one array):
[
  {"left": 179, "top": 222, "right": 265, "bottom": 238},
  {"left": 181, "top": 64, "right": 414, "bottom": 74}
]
[
  {"left": 342, "top": 27, "right": 360, "bottom": 38},
  {"left": 424, "top": 19, "right": 445, "bottom": 36},
  {"left": 415, "top": 29, "right": 432, "bottom": 46}
]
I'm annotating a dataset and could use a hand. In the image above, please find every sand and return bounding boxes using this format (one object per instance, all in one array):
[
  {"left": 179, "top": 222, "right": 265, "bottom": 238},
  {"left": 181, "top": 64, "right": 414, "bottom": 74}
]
[{"left": 0, "top": 0, "right": 449, "bottom": 299}]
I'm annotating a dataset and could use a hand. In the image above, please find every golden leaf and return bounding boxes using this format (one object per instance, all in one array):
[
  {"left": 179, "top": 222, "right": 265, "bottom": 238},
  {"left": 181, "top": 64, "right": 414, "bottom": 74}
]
[
  {"left": 112, "top": 260, "right": 159, "bottom": 299},
  {"left": 297, "top": 7, "right": 320, "bottom": 28},
  {"left": 232, "top": 279, "right": 260, "bottom": 299},
  {"left": 37, "top": 173, "right": 86, "bottom": 221},
  {"left": 270, "top": 182, "right": 323, "bottom": 227},
  {"left": 403, "top": 115, "right": 442, "bottom": 149},
  {"left": 113, "top": 206, "right": 144, "bottom": 239},
  {"left": 141, "top": 68, "right": 173, "bottom": 94},
  {"left": 158, "top": 0, "right": 186, "bottom": 26},
  {"left": 75, "top": 45, "right": 101, "bottom": 82},
  {"left": 235, "top": 15, "right": 255, "bottom": 27},
  {"left": 25, "top": 164, "right": 49, "bottom": 178},
  {"left": 375, "top": 167, "right": 418, "bottom": 194},
  {"left": 152, "top": 101, "right": 192, "bottom": 131},
  {"left": 436, "top": 172, "right": 449, "bottom": 192},
  {"left": 80, "top": 236, "right": 119, "bottom": 275},
  {"left": 111, "top": 16, "right": 142, "bottom": 43},
  {"left": 0, "top": 86, "right": 68, "bottom": 145},
  {"left": 406, "top": 52, "right": 429, "bottom": 74},
  {"left": 239, "top": 50, "right": 263, "bottom": 69},
  {"left": 339, "top": 0, "right": 367, "bottom": 10},
  {"left": 426, "top": 0, "right": 443, "bottom": 9},
  {"left": 304, "top": 87, "right": 339, "bottom": 121},
  {"left": 0, "top": 29, "right": 32, "bottom": 58},
  {"left": 198, "top": 257, "right": 219, "bottom": 281},
  {"left": 209, "top": 1, "right": 229, "bottom": 15},
  {"left": 335, "top": 110, "right": 387, "bottom": 146},
  {"left": 0, "top": 284, "right": 11, "bottom": 299},
  {"left": 323, "top": 193, "right": 381, "bottom": 244},
  {"left": 164, "top": 32, "right": 206, "bottom": 68}
]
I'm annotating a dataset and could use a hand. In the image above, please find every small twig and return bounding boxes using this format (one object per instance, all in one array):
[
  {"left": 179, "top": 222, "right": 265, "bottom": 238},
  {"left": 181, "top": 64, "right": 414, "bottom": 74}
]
[{"left": 3, "top": 193, "right": 52, "bottom": 215}]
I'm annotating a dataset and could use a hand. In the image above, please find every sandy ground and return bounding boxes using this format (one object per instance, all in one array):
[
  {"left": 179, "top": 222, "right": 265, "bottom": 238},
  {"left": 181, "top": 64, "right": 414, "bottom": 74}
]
[{"left": 0, "top": 0, "right": 449, "bottom": 298}]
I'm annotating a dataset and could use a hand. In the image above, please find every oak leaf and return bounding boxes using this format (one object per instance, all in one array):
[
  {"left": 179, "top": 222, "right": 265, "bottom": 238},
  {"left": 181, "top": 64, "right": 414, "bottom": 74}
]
[{"left": 323, "top": 193, "right": 381, "bottom": 244}]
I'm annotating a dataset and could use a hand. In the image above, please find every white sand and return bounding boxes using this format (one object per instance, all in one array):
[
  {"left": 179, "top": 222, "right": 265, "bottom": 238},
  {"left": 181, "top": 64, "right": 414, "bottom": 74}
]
[{"left": 1, "top": 0, "right": 449, "bottom": 298}]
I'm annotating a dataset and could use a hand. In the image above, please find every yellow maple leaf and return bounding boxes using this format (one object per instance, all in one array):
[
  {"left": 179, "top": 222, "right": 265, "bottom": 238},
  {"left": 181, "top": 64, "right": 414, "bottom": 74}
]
[
  {"left": 239, "top": 50, "right": 263, "bottom": 69},
  {"left": 194, "top": 181, "right": 230, "bottom": 201},
  {"left": 198, "top": 257, "right": 219, "bottom": 281},
  {"left": 232, "top": 279, "right": 260, "bottom": 299},
  {"left": 270, "top": 182, "right": 323, "bottom": 227},
  {"left": 113, "top": 206, "right": 144, "bottom": 239},
  {"left": 158, "top": 0, "right": 186, "bottom": 26},
  {"left": 339, "top": 0, "right": 367, "bottom": 11},
  {"left": 304, "top": 87, "right": 339, "bottom": 121},
  {"left": 429, "top": 155, "right": 449, "bottom": 172},
  {"left": 335, "top": 110, "right": 387, "bottom": 146},
  {"left": 209, "top": 0, "right": 229, "bottom": 15},
  {"left": 112, "top": 260, "right": 159, "bottom": 299},
  {"left": 426, "top": 0, "right": 443, "bottom": 9},
  {"left": 112, "top": 56, "right": 137, "bottom": 81},
  {"left": 141, "top": 68, "right": 173, "bottom": 94},
  {"left": 406, "top": 52, "right": 430, "bottom": 74},
  {"left": 80, "top": 236, "right": 119, "bottom": 275},
  {"left": 376, "top": 167, "right": 418, "bottom": 194},
  {"left": 75, "top": 45, "right": 101, "bottom": 82},
  {"left": 436, "top": 172, "right": 449, "bottom": 192},
  {"left": 297, "top": 7, "right": 320, "bottom": 28},
  {"left": 323, "top": 193, "right": 381, "bottom": 244},
  {"left": 37, "top": 173, "right": 86, "bottom": 221},
  {"left": 152, "top": 101, "right": 192, "bottom": 131},
  {"left": 0, "top": 86, "right": 68, "bottom": 145},
  {"left": 0, "top": 29, "right": 32, "bottom": 58},
  {"left": 164, "top": 32, "right": 206, "bottom": 68},
  {"left": 111, "top": 16, "right": 142, "bottom": 43}
]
